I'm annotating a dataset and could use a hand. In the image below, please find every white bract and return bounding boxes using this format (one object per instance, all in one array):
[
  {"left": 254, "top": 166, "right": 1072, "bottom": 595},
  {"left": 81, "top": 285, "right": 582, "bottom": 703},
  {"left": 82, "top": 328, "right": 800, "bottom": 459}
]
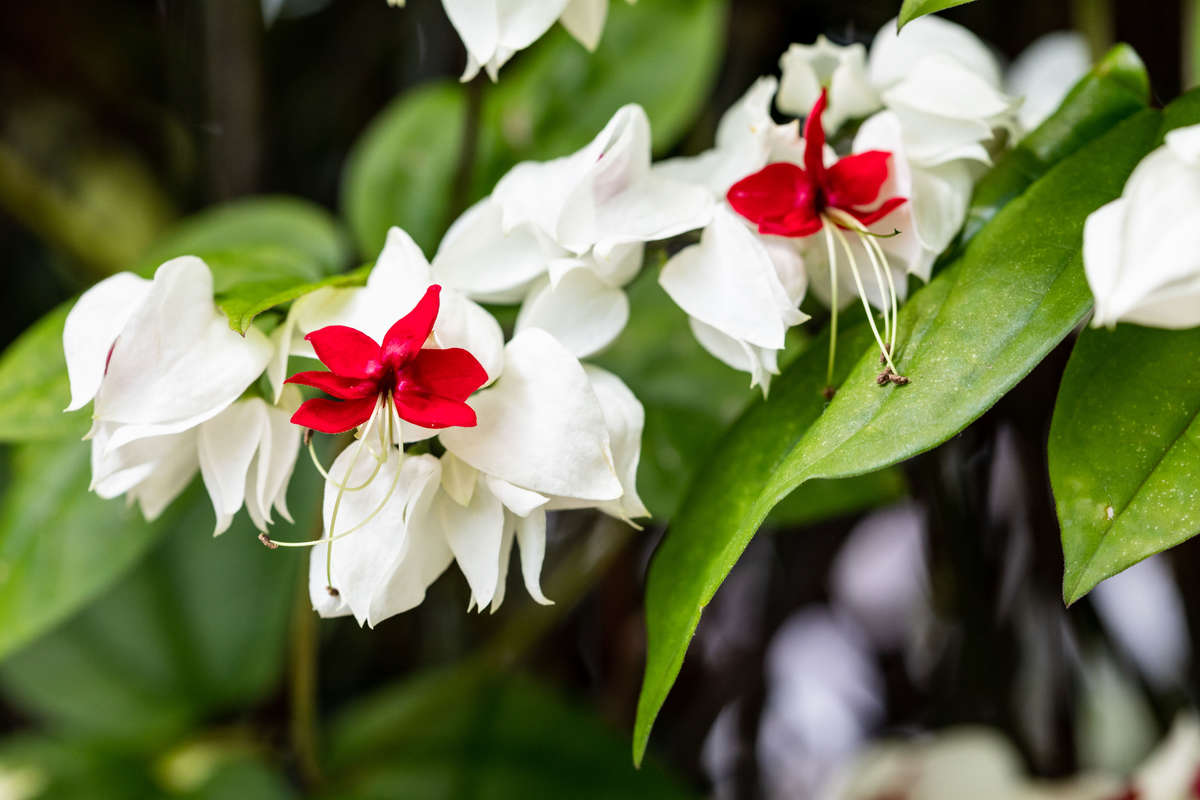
[
  {"left": 1084, "top": 125, "right": 1200, "bottom": 329},
  {"left": 655, "top": 79, "right": 809, "bottom": 393},
  {"left": 64, "top": 257, "right": 299, "bottom": 533},
  {"left": 388, "top": 0, "right": 631, "bottom": 81},
  {"left": 1006, "top": 32, "right": 1092, "bottom": 132},
  {"left": 433, "top": 103, "right": 710, "bottom": 358}
]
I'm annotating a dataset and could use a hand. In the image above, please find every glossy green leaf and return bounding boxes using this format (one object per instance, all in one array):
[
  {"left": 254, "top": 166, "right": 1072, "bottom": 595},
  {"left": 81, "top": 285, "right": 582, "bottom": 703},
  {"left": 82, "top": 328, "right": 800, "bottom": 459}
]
[
  {"left": 0, "top": 304, "right": 87, "bottom": 442},
  {"left": 0, "top": 463, "right": 320, "bottom": 746},
  {"left": 341, "top": 82, "right": 466, "bottom": 258},
  {"left": 139, "top": 196, "right": 351, "bottom": 333},
  {"left": 1053, "top": 326, "right": 1200, "bottom": 604},
  {"left": 0, "top": 439, "right": 171, "bottom": 662},
  {"left": 633, "top": 107, "right": 1168, "bottom": 764},
  {"left": 897, "top": 0, "right": 979, "bottom": 28},
  {"left": 324, "top": 666, "right": 694, "bottom": 800},
  {"left": 766, "top": 469, "right": 908, "bottom": 529},
  {"left": 962, "top": 44, "right": 1149, "bottom": 241}
]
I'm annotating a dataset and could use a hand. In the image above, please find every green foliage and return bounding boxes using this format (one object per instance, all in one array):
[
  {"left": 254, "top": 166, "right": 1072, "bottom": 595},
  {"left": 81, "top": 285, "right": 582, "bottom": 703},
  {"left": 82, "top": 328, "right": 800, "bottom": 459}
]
[
  {"left": 1052, "top": 326, "right": 1200, "bottom": 604},
  {"left": 322, "top": 666, "right": 695, "bottom": 800},
  {"left": 0, "top": 304, "right": 85, "bottom": 442},
  {"left": 0, "top": 463, "right": 316, "bottom": 747},
  {"left": 0, "top": 439, "right": 171, "bottom": 662},
  {"left": 342, "top": 0, "right": 728, "bottom": 259},
  {"left": 139, "top": 196, "right": 352, "bottom": 334},
  {"left": 341, "top": 83, "right": 467, "bottom": 259},
  {"left": 897, "top": 0, "right": 980, "bottom": 28},
  {"left": 633, "top": 101, "right": 1170, "bottom": 763}
]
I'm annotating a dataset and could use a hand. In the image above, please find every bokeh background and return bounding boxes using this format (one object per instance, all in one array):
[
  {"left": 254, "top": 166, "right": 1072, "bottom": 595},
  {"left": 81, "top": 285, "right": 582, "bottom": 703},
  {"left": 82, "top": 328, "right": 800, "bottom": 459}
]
[{"left": 0, "top": 1, "right": 1195, "bottom": 798}]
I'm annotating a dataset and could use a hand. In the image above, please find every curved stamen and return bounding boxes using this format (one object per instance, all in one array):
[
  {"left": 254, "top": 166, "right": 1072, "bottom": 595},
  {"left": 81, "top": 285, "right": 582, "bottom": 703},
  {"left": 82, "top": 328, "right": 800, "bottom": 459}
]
[
  {"left": 822, "top": 223, "right": 840, "bottom": 390},
  {"left": 829, "top": 222, "right": 900, "bottom": 376}
]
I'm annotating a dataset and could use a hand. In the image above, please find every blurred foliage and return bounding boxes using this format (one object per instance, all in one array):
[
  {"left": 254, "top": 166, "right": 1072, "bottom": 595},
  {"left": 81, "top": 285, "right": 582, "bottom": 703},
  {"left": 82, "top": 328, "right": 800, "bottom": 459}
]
[{"left": 0, "top": 304, "right": 82, "bottom": 443}]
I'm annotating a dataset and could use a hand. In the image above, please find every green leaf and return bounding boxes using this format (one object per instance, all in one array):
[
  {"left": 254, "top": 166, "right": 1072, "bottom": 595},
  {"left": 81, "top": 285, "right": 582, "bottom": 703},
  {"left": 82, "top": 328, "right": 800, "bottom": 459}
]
[
  {"left": 323, "top": 666, "right": 695, "bottom": 800},
  {"left": 897, "top": 0, "right": 979, "bottom": 29},
  {"left": 0, "top": 438, "right": 171, "bottom": 662},
  {"left": 962, "top": 44, "right": 1149, "bottom": 241},
  {"left": 0, "top": 463, "right": 321, "bottom": 746},
  {"left": 633, "top": 106, "right": 1168, "bottom": 764},
  {"left": 0, "top": 735, "right": 160, "bottom": 799},
  {"left": 1053, "top": 326, "right": 1200, "bottom": 603},
  {"left": 139, "top": 196, "right": 351, "bottom": 333},
  {"left": 766, "top": 469, "right": 908, "bottom": 529},
  {"left": 0, "top": 304, "right": 87, "bottom": 443},
  {"left": 341, "top": 82, "right": 467, "bottom": 259}
]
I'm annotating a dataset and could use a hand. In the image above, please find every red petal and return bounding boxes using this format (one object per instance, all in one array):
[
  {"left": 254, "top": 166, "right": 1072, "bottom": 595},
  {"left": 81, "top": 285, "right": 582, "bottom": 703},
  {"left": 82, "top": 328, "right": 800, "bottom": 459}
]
[
  {"left": 285, "top": 370, "right": 379, "bottom": 400},
  {"left": 727, "top": 163, "right": 814, "bottom": 227},
  {"left": 403, "top": 347, "right": 488, "bottom": 402},
  {"left": 803, "top": 89, "right": 828, "bottom": 183},
  {"left": 846, "top": 196, "right": 908, "bottom": 227},
  {"left": 291, "top": 396, "right": 377, "bottom": 434},
  {"left": 305, "top": 326, "right": 382, "bottom": 380},
  {"left": 381, "top": 285, "right": 441, "bottom": 367},
  {"left": 393, "top": 390, "right": 477, "bottom": 429},
  {"left": 826, "top": 150, "right": 891, "bottom": 210},
  {"left": 759, "top": 213, "right": 823, "bottom": 238}
]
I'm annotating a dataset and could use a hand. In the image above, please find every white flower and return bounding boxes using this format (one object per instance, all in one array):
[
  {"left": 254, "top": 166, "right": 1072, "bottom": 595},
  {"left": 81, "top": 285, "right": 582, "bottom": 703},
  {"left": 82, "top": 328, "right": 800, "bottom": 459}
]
[
  {"left": 433, "top": 104, "right": 710, "bottom": 357},
  {"left": 777, "top": 36, "right": 879, "bottom": 133},
  {"left": 868, "top": 15, "right": 1018, "bottom": 167},
  {"left": 307, "top": 328, "right": 646, "bottom": 623},
  {"left": 655, "top": 79, "right": 809, "bottom": 393},
  {"left": 65, "top": 257, "right": 300, "bottom": 532},
  {"left": 391, "top": 0, "right": 629, "bottom": 82},
  {"left": 778, "top": 16, "right": 1018, "bottom": 166},
  {"left": 1084, "top": 125, "right": 1200, "bottom": 329},
  {"left": 1006, "top": 32, "right": 1092, "bottom": 132},
  {"left": 1125, "top": 714, "right": 1200, "bottom": 800}
]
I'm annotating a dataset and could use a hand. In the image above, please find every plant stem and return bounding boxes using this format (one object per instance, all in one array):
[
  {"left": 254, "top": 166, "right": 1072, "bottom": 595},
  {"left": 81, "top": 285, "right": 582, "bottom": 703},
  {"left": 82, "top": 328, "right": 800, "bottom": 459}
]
[
  {"left": 1070, "top": 0, "right": 1115, "bottom": 62},
  {"left": 289, "top": 562, "right": 323, "bottom": 789},
  {"left": 445, "top": 76, "right": 484, "bottom": 233},
  {"left": 1186, "top": 0, "right": 1200, "bottom": 89}
]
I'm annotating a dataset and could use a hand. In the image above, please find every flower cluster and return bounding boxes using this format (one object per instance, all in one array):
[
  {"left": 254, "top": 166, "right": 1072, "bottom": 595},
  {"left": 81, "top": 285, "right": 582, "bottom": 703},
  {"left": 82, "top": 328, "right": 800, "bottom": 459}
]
[
  {"left": 276, "top": 228, "right": 646, "bottom": 622},
  {"left": 63, "top": 257, "right": 301, "bottom": 534}
]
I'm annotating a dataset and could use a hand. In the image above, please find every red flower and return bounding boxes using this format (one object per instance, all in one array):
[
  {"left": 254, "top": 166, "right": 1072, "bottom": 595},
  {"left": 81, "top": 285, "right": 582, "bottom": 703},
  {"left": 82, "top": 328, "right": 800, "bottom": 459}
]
[
  {"left": 726, "top": 89, "right": 906, "bottom": 237},
  {"left": 286, "top": 285, "right": 487, "bottom": 434}
]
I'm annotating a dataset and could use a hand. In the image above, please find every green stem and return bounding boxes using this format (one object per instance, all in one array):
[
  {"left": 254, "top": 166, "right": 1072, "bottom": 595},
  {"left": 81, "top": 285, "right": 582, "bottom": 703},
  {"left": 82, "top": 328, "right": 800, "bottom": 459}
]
[
  {"left": 289, "top": 560, "right": 323, "bottom": 789},
  {"left": 1186, "top": 0, "right": 1200, "bottom": 89},
  {"left": 1071, "top": 0, "right": 1115, "bottom": 62}
]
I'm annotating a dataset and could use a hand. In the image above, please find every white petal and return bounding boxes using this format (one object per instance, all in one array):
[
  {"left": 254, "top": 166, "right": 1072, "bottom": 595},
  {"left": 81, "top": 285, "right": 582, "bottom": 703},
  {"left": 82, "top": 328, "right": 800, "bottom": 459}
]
[
  {"left": 1120, "top": 146, "right": 1200, "bottom": 297},
  {"left": 309, "top": 547, "right": 352, "bottom": 618},
  {"left": 432, "top": 198, "right": 559, "bottom": 302},
  {"left": 1006, "top": 31, "right": 1091, "bottom": 132},
  {"left": 584, "top": 366, "right": 649, "bottom": 522},
  {"left": 1167, "top": 124, "right": 1200, "bottom": 165},
  {"left": 559, "top": 0, "right": 607, "bottom": 50},
  {"left": 436, "top": 480, "right": 505, "bottom": 608},
  {"left": 778, "top": 37, "right": 879, "bottom": 131},
  {"left": 93, "top": 257, "right": 272, "bottom": 442},
  {"left": 258, "top": 387, "right": 302, "bottom": 525},
  {"left": 515, "top": 508, "right": 552, "bottom": 604},
  {"left": 266, "top": 315, "right": 296, "bottom": 404},
  {"left": 440, "top": 450, "right": 478, "bottom": 506},
  {"left": 496, "top": 0, "right": 571, "bottom": 51},
  {"left": 440, "top": 328, "right": 621, "bottom": 502},
  {"left": 659, "top": 207, "right": 794, "bottom": 350},
  {"left": 484, "top": 474, "right": 548, "bottom": 517},
  {"left": 198, "top": 399, "right": 266, "bottom": 536},
  {"left": 489, "top": 516, "right": 518, "bottom": 613},
  {"left": 688, "top": 317, "right": 779, "bottom": 395},
  {"left": 125, "top": 431, "right": 200, "bottom": 521},
  {"left": 870, "top": 14, "right": 1002, "bottom": 92},
  {"left": 430, "top": 290, "right": 506, "bottom": 386},
  {"left": 591, "top": 173, "right": 714, "bottom": 255},
  {"left": 883, "top": 55, "right": 1012, "bottom": 121},
  {"left": 90, "top": 425, "right": 197, "bottom": 522},
  {"left": 889, "top": 105, "right": 995, "bottom": 167},
  {"left": 1083, "top": 199, "right": 1128, "bottom": 327},
  {"left": 515, "top": 269, "right": 629, "bottom": 357},
  {"left": 443, "top": 0, "right": 500, "bottom": 69},
  {"left": 63, "top": 272, "right": 152, "bottom": 411}
]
